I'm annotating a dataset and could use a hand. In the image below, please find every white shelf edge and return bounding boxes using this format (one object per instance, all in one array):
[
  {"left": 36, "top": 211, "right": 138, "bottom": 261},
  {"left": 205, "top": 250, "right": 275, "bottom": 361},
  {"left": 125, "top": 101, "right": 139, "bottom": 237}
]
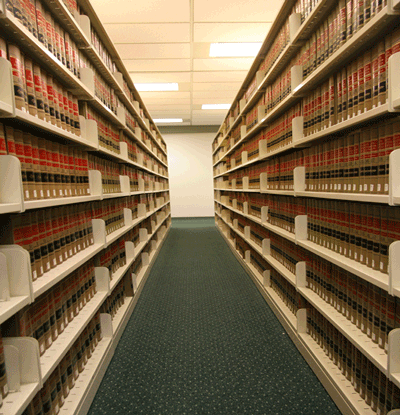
[
  {"left": 298, "top": 287, "right": 388, "bottom": 374},
  {"left": 40, "top": 290, "right": 109, "bottom": 383},
  {"left": 33, "top": 243, "right": 105, "bottom": 299}
]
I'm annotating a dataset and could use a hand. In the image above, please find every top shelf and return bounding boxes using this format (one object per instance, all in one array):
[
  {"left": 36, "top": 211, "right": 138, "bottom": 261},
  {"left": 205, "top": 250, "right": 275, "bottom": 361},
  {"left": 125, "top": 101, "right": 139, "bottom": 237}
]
[
  {"left": 213, "top": 4, "right": 400, "bottom": 155},
  {"left": 40, "top": 0, "right": 91, "bottom": 47},
  {"left": 0, "top": 11, "right": 93, "bottom": 100}
]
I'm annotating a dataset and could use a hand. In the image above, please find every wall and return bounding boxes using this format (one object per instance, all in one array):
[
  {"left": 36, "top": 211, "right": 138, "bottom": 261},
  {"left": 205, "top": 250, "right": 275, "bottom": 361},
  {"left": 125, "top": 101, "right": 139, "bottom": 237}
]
[{"left": 162, "top": 130, "right": 216, "bottom": 218}]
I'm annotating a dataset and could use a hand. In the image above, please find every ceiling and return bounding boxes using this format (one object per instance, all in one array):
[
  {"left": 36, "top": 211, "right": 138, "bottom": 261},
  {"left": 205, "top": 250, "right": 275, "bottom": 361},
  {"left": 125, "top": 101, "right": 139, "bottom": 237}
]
[{"left": 90, "top": 0, "right": 284, "bottom": 127}]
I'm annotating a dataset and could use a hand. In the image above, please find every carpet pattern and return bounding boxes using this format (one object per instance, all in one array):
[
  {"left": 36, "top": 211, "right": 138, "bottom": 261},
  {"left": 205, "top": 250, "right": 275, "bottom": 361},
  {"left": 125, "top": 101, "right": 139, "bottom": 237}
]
[{"left": 87, "top": 217, "right": 341, "bottom": 415}]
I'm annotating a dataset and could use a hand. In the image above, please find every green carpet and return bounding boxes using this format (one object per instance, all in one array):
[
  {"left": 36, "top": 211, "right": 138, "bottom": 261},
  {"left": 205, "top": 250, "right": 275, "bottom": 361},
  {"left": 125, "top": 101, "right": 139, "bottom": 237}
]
[{"left": 87, "top": 217, "right": 341, "bottom": 415}]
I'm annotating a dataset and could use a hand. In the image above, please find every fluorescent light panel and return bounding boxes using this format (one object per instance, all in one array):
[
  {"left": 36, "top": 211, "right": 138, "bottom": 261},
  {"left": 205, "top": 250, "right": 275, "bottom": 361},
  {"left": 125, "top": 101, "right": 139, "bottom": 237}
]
[
  {"left": 202, "top": 104, "right": 231, "bottom": 110},
  {"left": 153, "top": 118, "right": 183, "bottom": 123},
  {"left": 134, "top": 83, "right": 179, "bottom": 92},
  {"left": 209, "top": 43, "right": 262, "bottom": 57}
]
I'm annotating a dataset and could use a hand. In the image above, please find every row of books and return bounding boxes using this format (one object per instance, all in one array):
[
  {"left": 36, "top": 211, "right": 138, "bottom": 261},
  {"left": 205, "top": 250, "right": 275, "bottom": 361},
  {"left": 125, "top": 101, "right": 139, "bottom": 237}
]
[
  {"left": 121, "top": 131, "right": 168, "bottom": 175},
  {"left": 216, "top": 23, "right": 400, "bottom": 167},
  {"left": 227, "top": 191, "right": 400, "bottom": 275},
  {"left": 88, "top": 154, "right": 122, "bottom": 194},
  {"left": 1, "top": 38, "right": 82, "bottom": 135},
  {"left": 91, "top": 199, "right": 125, "bottom": 236},
  {"left": 0, "top": 124, "right": 90, "bottom": 200},
  {"left": 4, "top": 0, "right": 84, "bottom": 78},
  {"left": 306, "top": 251, "right": 400, "bottom": 351},
  {"left": 3, "top": 259, "right": 96, "bottom": 356},
  {"left": 81, "top": 102, "right": 121, "bottom": 154},
  {"left": 270, "top": 265, "right": 300, "bottom": 317},
  {"left": 2, "top": 205, "right": 94, "bottom": 281},
  {"left": 98, "top": 239, "right": 126, "bottom": 278},
  {"left": 304, "top": 118, "right": 400, "bottom": 195},
  {"left": 22, "top": 312, "right": 102, "bottom": 415},
  {"left": 92, "top": 68, "right": 121, "bottom": 115},
  {"left": 307, "top": 305, "right": 400, "bottom": 415},
  {"left": 218, "top": 113, "right": 400, "bottom": 196},
  {"left": 0, "top": 193, "right": 163, "bottom": 282},
  {"left": 99, "top": 278, "right": 126, "bottom": 320}
]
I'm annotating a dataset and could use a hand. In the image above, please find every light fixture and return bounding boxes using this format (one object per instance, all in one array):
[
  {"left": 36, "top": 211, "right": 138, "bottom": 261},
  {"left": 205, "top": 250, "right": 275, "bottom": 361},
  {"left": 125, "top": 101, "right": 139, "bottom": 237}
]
[
  {"left": 153, "top": 118, "right": 183, "bottom": 123},
  {"left": 209, "top": 43, "right": 262, "bottom": 58},
  {"left": 202, "top": 104, "right": 231, "bottom": 110},
  {"left": 134, "top": 83, "right": 179, "bottom": 92}
]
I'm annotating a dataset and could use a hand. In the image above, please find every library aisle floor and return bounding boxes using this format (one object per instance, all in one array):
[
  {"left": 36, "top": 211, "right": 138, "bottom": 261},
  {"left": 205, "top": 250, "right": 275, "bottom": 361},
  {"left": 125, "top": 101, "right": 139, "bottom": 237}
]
[{"left": 87, "top": 217, "right": 342, "bottom": 415}]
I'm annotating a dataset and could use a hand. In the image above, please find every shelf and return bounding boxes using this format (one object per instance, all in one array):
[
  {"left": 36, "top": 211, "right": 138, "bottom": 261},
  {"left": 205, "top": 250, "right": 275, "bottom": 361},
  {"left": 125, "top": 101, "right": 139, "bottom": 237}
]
[
  {"left": 0, "top": 296, "right": 30, "bottom": 326},
  {"left": 298, "top": 287, "right": 388, "bottom": 374},
  {"left": 293, "top": 104, "right": 390, "bottom": 148},
  {"left": 216, "top": 200, "right": 297, "bottom": 244},
  {"left": 83, "top": 45, "right": 122, "bottom": 93},
  {"left": 293, "top": 7, "right": 400, "bottom": 97},
  {"left": 13, "top": 110, "right": 99, "bottom": 150},
  {"left": 297, "top": 332, "right": 377, "bottom": 415},
  {"left": 25, "top": 194, "right": 100, "bottom": 210},
  {"left": 111, "top": 297, "right": 133, "bottom": 347},
  {"left": 0, "top": 11, "right": 93, "bottom": 100},
  {"left": 1, "top": 382, "right": 41, "bottom": 415},
  {"left": 59, "top": 335, "right": 113, "bottom": 415},
  {"left": 88, "top": 98, "right": 125, "bottom": 129},
  {"left": 297, "top": 240, "right": 389, "bottom": 292},
  {"left": 122, "top": 127, "right": 168, "bottom": 168},
  {"left": 40, "top": 290, "right": 109, "bottom": 383},
  {"left": 294, "top": 190, "right": 389, "bottom": 204},
  {"left": 216, "top": 210, "right": 296, "bottom": 287},
  {"left": 32, "top": 242, "right": 105, "bottom": 299}
]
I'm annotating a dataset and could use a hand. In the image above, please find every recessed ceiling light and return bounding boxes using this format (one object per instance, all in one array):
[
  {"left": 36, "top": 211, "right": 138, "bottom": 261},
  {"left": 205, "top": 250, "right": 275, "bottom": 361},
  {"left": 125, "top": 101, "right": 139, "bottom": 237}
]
[
  {"left": 153, "top": 118, "right": 183, "bottom": 123},
  {"left": 209, "top": 43, "right": 262, "bottom": 58},
  {"left": 134, "top": 83, "right": 179, "bottom": 92},
  {"left": 202, "top": 104, "right": 231, "bottom": 110}
]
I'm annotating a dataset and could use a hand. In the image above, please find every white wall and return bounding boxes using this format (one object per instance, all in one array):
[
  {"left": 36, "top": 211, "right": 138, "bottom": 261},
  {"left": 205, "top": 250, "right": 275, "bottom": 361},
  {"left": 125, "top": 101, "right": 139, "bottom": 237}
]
[{"left": 163, "top": 132, "right": 215, "bottom": 218}]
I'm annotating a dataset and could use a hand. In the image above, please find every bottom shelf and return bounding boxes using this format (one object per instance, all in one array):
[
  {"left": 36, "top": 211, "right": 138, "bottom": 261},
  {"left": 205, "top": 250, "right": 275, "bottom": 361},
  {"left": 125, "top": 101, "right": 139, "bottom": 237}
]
[{"left": 216, "top": 222, "right": 376, "bottom": 415}]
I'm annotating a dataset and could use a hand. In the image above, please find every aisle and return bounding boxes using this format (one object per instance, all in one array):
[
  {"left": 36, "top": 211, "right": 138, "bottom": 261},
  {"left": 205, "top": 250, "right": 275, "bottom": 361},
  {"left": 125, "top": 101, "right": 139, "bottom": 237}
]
[{"left": 87, "top": 217, "right": 341, "bottom": 415}]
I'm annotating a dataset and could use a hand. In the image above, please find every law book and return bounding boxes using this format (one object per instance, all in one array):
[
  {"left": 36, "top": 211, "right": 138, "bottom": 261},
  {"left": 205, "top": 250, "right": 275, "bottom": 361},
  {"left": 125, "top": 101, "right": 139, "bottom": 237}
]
[
  {"left": 364, "top": 49, "right": 373, "bottom": 112},
  {"left": 341, "top": 67, "right": 348, "bottom": 121}
]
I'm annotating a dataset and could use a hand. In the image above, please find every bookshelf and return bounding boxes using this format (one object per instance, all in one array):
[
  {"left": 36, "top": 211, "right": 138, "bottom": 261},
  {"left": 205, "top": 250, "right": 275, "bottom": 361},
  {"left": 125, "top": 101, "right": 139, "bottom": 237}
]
[
  {"left": 213, "top": 0, "right": 400, "bottom": 414},
  {"left": 0, "top": 0, "right": 171, "bottom": 413}
]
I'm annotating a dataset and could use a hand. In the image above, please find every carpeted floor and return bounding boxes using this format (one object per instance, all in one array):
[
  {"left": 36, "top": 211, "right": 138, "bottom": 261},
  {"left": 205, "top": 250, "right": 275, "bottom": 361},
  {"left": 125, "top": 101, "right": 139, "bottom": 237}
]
[{"left": 87, "top": 217, "right": 342, "bottom": 415}]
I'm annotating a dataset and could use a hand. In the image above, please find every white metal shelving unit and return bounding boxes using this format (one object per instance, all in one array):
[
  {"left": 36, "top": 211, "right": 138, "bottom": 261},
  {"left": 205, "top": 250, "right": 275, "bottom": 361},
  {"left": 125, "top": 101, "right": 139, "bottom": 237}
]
[
  {"left": 213, "top": 0, "right": 400, "bottom": 413},
  {"left": 0, "top": 0, "right": 171, "bottom": 411}
]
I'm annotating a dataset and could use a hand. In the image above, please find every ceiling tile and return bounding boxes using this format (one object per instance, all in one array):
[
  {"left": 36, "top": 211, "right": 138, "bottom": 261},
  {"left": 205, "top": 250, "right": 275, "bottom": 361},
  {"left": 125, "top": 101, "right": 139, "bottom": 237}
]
[
  {"left": 91, "top": 0, "right": 190, "bottom": 23},
  {"left": 194, "top": 22, "right": 271, "bottom": 43},
  {"left": 193, "top": 71, "right": 247, "bottom": 83},
  {"left": 124, "top": 59, "right": 191, "bottom": 72},
  {"left": 193, "top": 82, "right": 241, "bottom": 91},
  {"left": 192, "top": 109, "right": 230, "bottom": 116},
  {"left": 151, "top": 111, "right": 191, "bottom": 117},
  {"left": 148, "top": 104, "right": 191, "bottom": 111},
  {"left": 194, "top": 0, "right": 281, "bottom": 22},
  {"left": 116, "top": 43, "right": 190, "bottom": 60},
  {"left": 194, "top": 58, "right": 254, "bottom": 71},
  {"left": 104, "top": 23, "right": 190, "bottom": 44},
  {"left": 139, "top": 91, "right": 191, "bottom": 99},
  {"left": 142, "top": 98, "right": 192, "bottom": 105},
  {"left": 129, "top": 72, "right": 191, "bottom": 83}
]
